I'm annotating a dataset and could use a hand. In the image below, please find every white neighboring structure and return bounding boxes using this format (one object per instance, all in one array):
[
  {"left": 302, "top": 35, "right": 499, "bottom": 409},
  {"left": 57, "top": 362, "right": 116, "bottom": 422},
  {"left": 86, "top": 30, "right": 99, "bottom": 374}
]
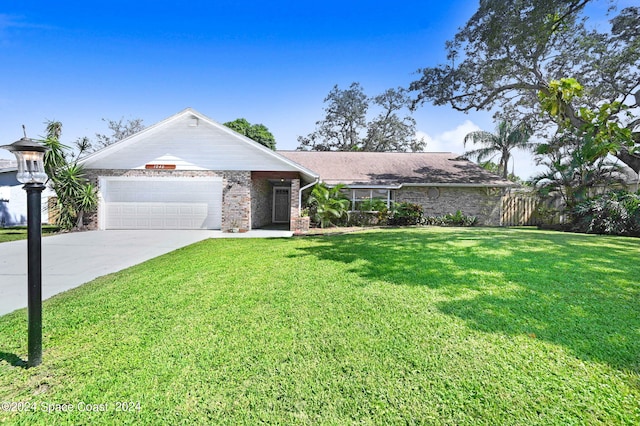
[{"left": 0, "top": 165, "right": 53, "bottom": 227}]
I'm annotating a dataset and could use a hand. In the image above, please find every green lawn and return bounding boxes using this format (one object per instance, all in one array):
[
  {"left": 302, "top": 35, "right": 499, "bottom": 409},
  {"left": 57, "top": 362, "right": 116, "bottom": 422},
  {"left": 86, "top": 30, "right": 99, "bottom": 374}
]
[
  {"left": 0, "top": 226, "right": 59, "bottom": 243},
  {"left": 0, "top": 228, "right": 638, "bottom": 424}
]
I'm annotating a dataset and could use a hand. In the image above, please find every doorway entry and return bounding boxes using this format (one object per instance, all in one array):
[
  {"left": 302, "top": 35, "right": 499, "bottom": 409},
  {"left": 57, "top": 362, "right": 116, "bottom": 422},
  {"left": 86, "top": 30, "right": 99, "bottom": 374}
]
[{"left": 272, "top": 187, "right": 290, "bottom": 223}]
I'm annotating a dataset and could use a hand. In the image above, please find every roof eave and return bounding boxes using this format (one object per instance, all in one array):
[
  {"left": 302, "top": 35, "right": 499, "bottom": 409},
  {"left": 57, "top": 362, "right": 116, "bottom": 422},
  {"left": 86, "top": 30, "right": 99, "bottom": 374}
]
[
  {"left": 400, "top": 182, "right": 515, "bottom": 188},
  {"left": 79, "top": 108, "right": 320, "bottom": 181},
  {"left": 323, "top": 181, "right": 515, "bottom": 188}
]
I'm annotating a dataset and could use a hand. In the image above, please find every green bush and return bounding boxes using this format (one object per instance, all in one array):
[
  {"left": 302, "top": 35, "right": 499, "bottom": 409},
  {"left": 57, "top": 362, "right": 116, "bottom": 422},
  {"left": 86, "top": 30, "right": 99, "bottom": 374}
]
[
  {"left": 359, "top": 198, "right": 388, "bottom": 212},
  {"left": 346, "top": 211, "right": 383, "bottom": 227},
  {"left": 571, "top": 190, "right": 640, "bottom": 236},
  {"left": 306, "top": 183, "right": 350, "bottom": 228},
  {"left": 388, "top": 202, "right": 423, "bottom": 226},
  {"left": 347, "top": 199, "right": 390, "bottom": 226},
  {"left": 424, "top": 210, "right": 478, "bottom": 227}
]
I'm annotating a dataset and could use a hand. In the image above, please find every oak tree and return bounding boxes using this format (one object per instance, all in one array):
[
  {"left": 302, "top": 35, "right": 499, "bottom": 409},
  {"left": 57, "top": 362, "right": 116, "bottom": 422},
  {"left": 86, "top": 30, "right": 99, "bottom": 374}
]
[
  {"left": 410, "top": 0, "right": 640, "bottom": 171},
  {"left": 224, "top": 118, "right": 276, "bottom": 150},
  {"left": 298, "top": 83, "right": 425, "bottom": 152}
]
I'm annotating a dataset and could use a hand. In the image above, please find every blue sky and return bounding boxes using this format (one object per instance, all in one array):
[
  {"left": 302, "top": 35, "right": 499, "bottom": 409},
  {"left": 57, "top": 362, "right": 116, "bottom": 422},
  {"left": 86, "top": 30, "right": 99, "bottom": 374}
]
[{"left": 0, "top": 1, "right": 623, "bottom": 178}]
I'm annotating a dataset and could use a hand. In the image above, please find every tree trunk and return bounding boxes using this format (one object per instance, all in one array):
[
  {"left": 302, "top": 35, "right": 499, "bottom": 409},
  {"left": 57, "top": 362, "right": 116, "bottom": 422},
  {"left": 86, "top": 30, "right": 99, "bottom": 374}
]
[
  {"left": 74, "top": 211, "right": 84, "bottom": 231},
  {"left": 615, "top": 147, "right": 640, "bottom": 174}
]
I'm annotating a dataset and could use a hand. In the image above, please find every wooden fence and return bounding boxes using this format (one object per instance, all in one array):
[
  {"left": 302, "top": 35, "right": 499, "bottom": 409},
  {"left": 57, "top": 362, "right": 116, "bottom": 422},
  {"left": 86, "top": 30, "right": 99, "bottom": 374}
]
[
  {"left": 501, "top": 192, "right": 570, "bottom": 226},
  {"left": 501, "top": 193, "right": 540, "bottom": 226}
]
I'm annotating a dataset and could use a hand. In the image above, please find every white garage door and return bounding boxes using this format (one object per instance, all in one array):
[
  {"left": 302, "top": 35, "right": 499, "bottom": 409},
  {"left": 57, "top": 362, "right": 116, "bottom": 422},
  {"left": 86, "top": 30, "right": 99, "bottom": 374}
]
[{"left": 101, "top": 177, "right": 222, "bottom": 230}]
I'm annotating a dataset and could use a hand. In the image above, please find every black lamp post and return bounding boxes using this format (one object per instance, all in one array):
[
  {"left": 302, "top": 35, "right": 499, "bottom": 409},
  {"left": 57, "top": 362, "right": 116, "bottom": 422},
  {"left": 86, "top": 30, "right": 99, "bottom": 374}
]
[{"left": 1, "top": 136, "right": 49, "bottom": 367}]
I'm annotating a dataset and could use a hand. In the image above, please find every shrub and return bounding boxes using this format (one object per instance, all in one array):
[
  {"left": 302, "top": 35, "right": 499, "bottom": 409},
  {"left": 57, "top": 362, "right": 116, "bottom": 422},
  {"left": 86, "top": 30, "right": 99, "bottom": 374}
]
[
  {"left": 346, "top": 211, "right": 383, "bottom": 227},
  {"left": 424, "top": 210, "right": 478, "bottom": 227},
  {"left": 388, "top": 202, "right": 423, "bottom": 226},
  {"left": 359, "top": 198, "right": 388, "bottom": 213},
  {"left": 571, "top": 190, "right": 640, "bottom": 236},
  {"left": 533, "top": 205, "right": 563, "bottom": 225},
  {"left": 306, "top": 183, "right": 350, "bottom": 228},
  {"left": 347, "top": 199, "right": 390, "bottom": 226}
]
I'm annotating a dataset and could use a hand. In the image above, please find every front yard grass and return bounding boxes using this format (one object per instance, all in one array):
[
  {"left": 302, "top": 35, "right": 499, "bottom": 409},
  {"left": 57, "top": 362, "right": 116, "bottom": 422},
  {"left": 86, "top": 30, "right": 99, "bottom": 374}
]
[
  {"left": 0, "top": 227, "right": 638, "bottom": 424},
  {"left": 0, "top": 226, "right": 59, "bottom": 243}
]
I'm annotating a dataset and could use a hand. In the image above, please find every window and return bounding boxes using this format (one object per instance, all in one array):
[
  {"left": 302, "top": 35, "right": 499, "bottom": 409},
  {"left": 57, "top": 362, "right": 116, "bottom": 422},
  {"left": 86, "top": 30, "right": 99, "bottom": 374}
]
[{"left": 341, "top": 188, "right": 394, "bottom": 211}]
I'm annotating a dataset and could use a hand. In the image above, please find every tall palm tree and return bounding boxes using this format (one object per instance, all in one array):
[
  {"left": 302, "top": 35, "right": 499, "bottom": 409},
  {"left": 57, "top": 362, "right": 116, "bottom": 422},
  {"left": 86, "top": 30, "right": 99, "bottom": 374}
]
[{"left": 463, "top": 121, "right": 533, "bottom": 179}]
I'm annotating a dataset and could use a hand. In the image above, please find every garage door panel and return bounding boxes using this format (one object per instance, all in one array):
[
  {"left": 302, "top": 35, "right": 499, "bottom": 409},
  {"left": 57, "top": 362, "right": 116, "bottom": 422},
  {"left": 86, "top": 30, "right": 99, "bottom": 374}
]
[
  {"left": 105, "top": 202, "right": 213, "bottom": 229},
  {"left": 102, "top": 177, "right": 222, "bottom": 230}
]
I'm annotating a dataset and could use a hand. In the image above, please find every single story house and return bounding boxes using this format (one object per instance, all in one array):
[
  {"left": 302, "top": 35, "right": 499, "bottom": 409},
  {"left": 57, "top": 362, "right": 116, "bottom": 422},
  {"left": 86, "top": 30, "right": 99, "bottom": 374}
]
[
  {"left": 0, "top": 163, "right": 53, "bottom": 227},
  {"left": 78, "top": 108, "right": 513, "bottom": 231},
  {"left": 279, "top": 151, "right": 514, "bottom": 225},
  {"left": 80, "top": 108, "right": 319, "bottom": 232}
]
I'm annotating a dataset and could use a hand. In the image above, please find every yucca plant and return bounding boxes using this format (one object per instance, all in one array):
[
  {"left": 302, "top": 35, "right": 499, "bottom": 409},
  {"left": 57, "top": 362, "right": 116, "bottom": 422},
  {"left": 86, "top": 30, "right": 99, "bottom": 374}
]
[{"left": 42, "top": 121, "right": 98, "bottom": 230}]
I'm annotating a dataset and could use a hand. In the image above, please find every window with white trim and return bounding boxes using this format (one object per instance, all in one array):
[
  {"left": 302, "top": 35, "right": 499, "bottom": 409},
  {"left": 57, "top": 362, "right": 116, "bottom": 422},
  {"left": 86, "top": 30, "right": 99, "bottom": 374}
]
[{"left": 340, "top": 188, "right": 394, "bottom": 211}]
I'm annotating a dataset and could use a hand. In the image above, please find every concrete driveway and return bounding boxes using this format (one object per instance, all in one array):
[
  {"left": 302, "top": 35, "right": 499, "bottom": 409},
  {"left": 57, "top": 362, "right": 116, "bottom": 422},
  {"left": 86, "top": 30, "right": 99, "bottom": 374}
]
[{"left": 0, "top": 229, "right": 292, "bottom": 316}]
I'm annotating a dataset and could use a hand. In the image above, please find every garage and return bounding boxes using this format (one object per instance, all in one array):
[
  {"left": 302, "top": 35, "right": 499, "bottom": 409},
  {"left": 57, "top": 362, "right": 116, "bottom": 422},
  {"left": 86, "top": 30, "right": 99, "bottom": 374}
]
[{"left": 100, "top": 177, "right": 222, "bottom": 230}]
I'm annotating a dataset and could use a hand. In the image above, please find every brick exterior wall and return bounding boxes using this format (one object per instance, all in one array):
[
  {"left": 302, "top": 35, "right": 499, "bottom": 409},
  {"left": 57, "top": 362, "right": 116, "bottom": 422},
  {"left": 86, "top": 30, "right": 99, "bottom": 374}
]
[
  {"left": 222, "top": 171, "right": 252, "bottom": 231},
  {"left": 251, "top": 178, "right": 272, "bottom": 229},
  {"left": 290, "top": 179, "right": 300, "bottom": 228},
  {"left": 291, "top": 216, "right": 310, "bottom": 234},
  {"left": 394, "top": 186, "right": 504, "bottom": 226},
  {"left": 251, "top": 178, "right": 302, "bottom": 231}
]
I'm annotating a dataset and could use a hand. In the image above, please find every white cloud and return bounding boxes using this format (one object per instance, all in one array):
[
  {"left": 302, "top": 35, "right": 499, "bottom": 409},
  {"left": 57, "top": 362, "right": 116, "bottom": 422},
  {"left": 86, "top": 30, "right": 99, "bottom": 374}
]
[
  {"left": 417, "top": 119, "right": 481, "bottom": 155},
  {"left": 417, "top": 120, "right": 543, "bottom": 180}
]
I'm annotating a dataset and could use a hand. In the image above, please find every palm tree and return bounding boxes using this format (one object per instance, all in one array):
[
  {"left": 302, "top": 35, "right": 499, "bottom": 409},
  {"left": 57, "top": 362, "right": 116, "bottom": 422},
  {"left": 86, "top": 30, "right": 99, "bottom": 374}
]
[
  {"left": 532, "top": 133, "right": 627, "bottom": 209},
  {"left": 463, "top": 121, "right": 533, "bottom": 179}
]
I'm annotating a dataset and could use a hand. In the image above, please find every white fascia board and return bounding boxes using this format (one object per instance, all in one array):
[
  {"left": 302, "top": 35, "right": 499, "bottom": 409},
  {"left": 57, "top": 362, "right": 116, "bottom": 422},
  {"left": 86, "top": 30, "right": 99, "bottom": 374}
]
[
  {"left": 324, "top": 183, "right": 402, "bottom": 189},
  {"left": 400, "top": 182, "right": 516, "bottom": 188},
  {"left": 323, "top": 182, "right": 514, "bottom": 189},
  {"left": 80, "top": 107, "right": 320, "bottom": 182}
]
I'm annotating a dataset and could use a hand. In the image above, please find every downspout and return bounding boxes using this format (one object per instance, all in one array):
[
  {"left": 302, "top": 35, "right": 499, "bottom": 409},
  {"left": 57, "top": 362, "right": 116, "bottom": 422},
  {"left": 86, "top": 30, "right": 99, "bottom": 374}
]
[{"left": 299, "top": 178, "right": 319, "bottom": 213}]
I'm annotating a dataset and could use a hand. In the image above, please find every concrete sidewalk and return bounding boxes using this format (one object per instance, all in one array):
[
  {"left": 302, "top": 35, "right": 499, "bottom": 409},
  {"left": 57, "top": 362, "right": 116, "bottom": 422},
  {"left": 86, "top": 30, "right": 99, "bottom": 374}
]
[{"left": 0, "top": 229, "right": 292, "bottom": 316}]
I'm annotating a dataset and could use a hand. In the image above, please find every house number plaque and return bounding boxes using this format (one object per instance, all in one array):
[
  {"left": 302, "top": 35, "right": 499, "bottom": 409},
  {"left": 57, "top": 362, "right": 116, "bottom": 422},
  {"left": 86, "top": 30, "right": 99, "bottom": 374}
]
[{"left": 145, "top": 164, "right": 176, "bottom": 169}]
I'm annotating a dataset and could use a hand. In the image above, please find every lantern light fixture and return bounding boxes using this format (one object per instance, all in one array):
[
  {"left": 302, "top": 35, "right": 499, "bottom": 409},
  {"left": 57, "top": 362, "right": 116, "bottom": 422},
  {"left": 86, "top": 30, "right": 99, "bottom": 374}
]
[{"left": 0, "top": 137, "right": 49, "bottom": 184}]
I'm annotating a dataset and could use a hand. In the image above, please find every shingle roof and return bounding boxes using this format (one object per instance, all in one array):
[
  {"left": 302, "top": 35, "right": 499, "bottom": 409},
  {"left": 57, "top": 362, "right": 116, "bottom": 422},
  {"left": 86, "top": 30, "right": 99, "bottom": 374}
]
[{"left": 278, "top": 151, "right": 514, "bottom": 187}]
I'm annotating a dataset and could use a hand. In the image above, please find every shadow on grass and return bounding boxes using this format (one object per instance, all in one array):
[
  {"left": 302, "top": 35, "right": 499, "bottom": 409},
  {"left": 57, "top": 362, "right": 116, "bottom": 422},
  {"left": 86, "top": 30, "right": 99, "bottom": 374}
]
[
  {"left": 0, "top": 352, "right": 27, "bottom": 368},
  {"left": 297, "top": 228, "right": 640, "bottom": 372}
]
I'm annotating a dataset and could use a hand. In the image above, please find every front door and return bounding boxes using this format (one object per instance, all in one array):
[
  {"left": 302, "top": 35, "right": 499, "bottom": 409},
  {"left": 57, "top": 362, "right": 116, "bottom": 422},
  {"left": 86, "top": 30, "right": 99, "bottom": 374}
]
[{"left": 272, "top": 187, "right": 290, "bottom": 223}]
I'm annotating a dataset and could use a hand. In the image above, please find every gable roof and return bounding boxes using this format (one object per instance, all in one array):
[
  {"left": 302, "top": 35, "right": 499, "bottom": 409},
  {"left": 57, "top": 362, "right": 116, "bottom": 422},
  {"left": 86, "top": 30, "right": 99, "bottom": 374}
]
[
  {"left": 277, "top": 151, "right": 514, "bottom": 188},
  {"left": 80, "top": 108, "right": 318, "bottom": 181}
]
